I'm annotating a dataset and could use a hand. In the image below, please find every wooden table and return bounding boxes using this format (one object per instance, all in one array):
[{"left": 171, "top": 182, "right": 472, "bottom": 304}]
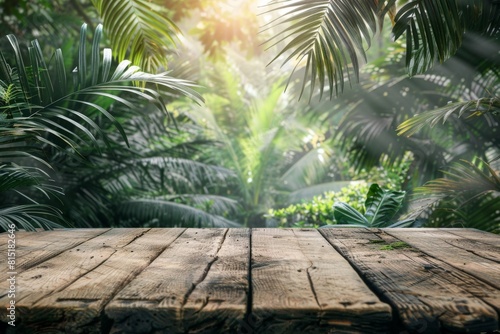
[{"left": 0, "top": 228, "right": 498, "bottom": 334}]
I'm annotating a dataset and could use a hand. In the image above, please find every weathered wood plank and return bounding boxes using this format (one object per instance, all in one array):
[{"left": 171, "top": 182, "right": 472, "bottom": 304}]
[
  {"left": 439, "top": 228, "right": 500, "bottom": 248},
  {"left": 384, "top": 229, "right": 500, "bottom": 314},
  {"left": 183, "top": 228, "right": 250, "bottom": 333},
  {"left": 385, "top": 229, "right": 500, "bottom": 289},
  {"left": 0, "top": 228, "right": 149, "bottom": 332},
  {"left": 320, "top": 228, "right": 499, "bottom": 333},
  {"left": 105, "top": 228, "right": 231, "bottom": 334},
  {"left": 10, "top": 228, "right": 185, "bottom": 334},
  {"left": 0, "top": 229, "right": 109, "bottom": 281},
  {"left": 251, "top": 228, "right": 392, "bottom": 334}
]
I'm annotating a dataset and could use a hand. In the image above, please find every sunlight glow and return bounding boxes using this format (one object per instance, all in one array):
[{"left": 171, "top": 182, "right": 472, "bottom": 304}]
[{"left": 218, "top": 0, "right": 248, "bottom": 12}]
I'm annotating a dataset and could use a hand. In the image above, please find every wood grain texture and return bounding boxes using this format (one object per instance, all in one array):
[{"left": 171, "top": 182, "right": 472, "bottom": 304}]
[
  {"left": 251, "top": 228, "right": 392, "bottom": 334},
  {"left": 1, "top": 227, "right": 499, "bottom": 334},
  {"left": 183, "top": 228, "right": 250, "bottom": 333},
  {"left": 385, "top": 229, "right": 500, "bottom": 289},
  {"left": 441, "top": 228, "right": 500, "bottom": 248},
  {"left": 105, "top": 228, "right": 230, "bottom": 334},
  {"left": 0, "top": 229, "right": 109, "bottom": 281},
  {"left": 0, "top": 228, "right": 149, "bottom": 333},
  {"left": 18, "top": 228, "right": 185, "bottom": 334},
  {"left": 320, "top": 228, "right": 499, "bottom": 334}
]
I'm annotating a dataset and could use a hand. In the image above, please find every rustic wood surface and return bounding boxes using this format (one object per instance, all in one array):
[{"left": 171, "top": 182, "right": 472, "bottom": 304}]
[{"left": 0, "top": 228, "right": 498, "bottom": 334}]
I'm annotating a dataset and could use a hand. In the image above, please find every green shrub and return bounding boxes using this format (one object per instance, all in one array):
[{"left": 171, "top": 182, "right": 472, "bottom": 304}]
[{"left": 266, "top": 182, "right": 369, "bottom": 228}]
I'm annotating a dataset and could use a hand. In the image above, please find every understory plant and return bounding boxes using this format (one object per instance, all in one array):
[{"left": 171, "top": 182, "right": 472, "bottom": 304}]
[
  {"left": 267, "top": 183, "right": 417, "bottom": 228},
  {"left": 329, "top": 183, "right": 414, "bottom": 228},
  {"left": 266, "top": 182, "right": 368, "bottom": 228}
]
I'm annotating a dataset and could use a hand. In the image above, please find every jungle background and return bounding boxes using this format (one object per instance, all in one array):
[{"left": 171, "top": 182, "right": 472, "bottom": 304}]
[{"left": 0, "top": 0, "right": 499, "bottom": 233}]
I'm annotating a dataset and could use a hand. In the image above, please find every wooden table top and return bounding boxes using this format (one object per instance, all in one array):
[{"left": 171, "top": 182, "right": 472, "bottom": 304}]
[{"left": 0, "top": 228, "right": 498, "bottom": 334}]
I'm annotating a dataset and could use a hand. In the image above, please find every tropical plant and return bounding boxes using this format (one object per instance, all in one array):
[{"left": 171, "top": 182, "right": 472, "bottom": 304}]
[
  {"left": 265, "top": 0, "right": 499, "bottom": 98},
  {"left": 0, "top": 23, "right": 243, "bottom": 231},
  {"left": 267, "top": 0, "right": 500, "bottom": 232},
  {"left": 169, "top": 52, "right": 366, "bottom": 226},
  {"left": 326, "top": 183, "right": 412, "bottom": 228},
  {"left": 91, "top": 0, "right": 181, "bottom": 73},
  {"left": 175, "top": 78, "right": 308, "bottom": 226},
  {"left": 54, "top": 106, "right": 241, "bottom": 228},
  {"left": 266, "top": 182, "right": 368, "bottom": 228},
  {"left": 406, "top": 160, "right": 500, "bottom": 233}
]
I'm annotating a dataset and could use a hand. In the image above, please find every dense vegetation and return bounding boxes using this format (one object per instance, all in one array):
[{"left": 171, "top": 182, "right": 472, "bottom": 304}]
[{"left": 1, "top": 0, "right": 499, "bottom": 233}]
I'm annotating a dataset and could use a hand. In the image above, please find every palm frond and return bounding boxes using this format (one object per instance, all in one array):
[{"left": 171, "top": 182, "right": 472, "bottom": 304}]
[
  {"left": 1, "top": 23, "right": 205, "bottom": 230},
  {"left": 1, "top": 24, "right": 201, "bottom": 158},
  {"left": 92, "top": 0, "right": 181, "bottom": 72},
  {"left": 393, "top": 0, "right": 500, "bottom": 75},
  {"left": 417, "top": 159, "right": 500, "bottom": 196},
  {"left": 117, "top": 199, "right": 240, "bottom": 227},
  {"left": 397, "top": 96, "right": 500, "bottom": 137},
  {"left": 264, "top": 0, "right": 393, "bottom": 99},
  {"left": 0, "top": 164, "right": 60, "bottom": 195},
  {"left": 413, "top": 159, "right": 500, "bottom": 232},
  {"left": 0, "top": 164, "right": 65, "bottom": 231},
  {"left": 0, "top": 204, "right": 65, "bottom": 231}
]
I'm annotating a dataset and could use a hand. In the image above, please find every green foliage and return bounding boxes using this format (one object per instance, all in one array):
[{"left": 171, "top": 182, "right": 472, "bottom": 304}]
[
  {"left": 0, "top": 165, "right": 65, "bottom": 231},
  {"left": 170, "top": 55, "right": 347, "bottom": 226},
  {"left": 268, "top": 0, "right": 499, "bottom": 99},
  {"left": 393, "top": 0, "right": 500, "bottom": 75},
  {"left": 92, "top": 0, "right": 181, "bottom": 72},
  {"left": 410, "top": 160, "right": 500, "bottom": 233},
  {"left": 333, "top": 183, "right": 406, "bottom": 228},
  {"left": 0, "top": 23, "right": 237, "bottom": 231},
  {"left": 398, "top": 97, "right": 500, "bottom": 137},
  {"left": 266, "top": 182, "right": 368, "bottom": 227},
  {"left": 263, "top": 0, "right": 392, "bottom": 99}
]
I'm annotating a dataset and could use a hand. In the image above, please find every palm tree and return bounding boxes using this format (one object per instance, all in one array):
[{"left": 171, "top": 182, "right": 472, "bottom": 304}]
[
  {"left": 1, "top": 23, "right": 241, "bottom": 231},
  {"left": 267, "top": 0, "right": 500, "bottom": 230},
  {"left": 170, "top": 52, "right": 350, "bottom": 226}
]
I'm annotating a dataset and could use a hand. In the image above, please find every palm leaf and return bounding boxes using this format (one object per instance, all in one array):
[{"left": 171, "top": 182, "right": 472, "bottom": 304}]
[
  {"left": 397, "top": 96, "right": 500, "bottom": 137},
  {"left": 0, "top": 164, "right": 65, "bottom": 231},
  {"left": 1, "top": 23, "right": 203, "bottom": 230},
  {"left": 393, "top": 0, "right": 500, "bottom": 75},
  {"left": 413, "top": 159, "right": 500, "bottom": 232},
  {"left": 264, "top": 0, "right": 394, "bottom": 99},
  {"left": 0, "top": 204, "right": 65, "bottom": 231},
  {"left": 117, "top": 199, "right": 240, "bottom": 227},
  {"left": 364, "top": 183, "right": 405, "bottom": 227},
  {"left": 416, "top": 159, "right": 500, "bottom": 196},
  {"left": 1, "top": 24, "right": 201, "bottom": 156},
  {"left": 92, "top": 0, "right": 180, "bottom": 72},
  {"left": 333, "top": 201, "right": 369, "bottom": 226},
  {"left": 0, "top": 165, "right": 65, "bottom": 231}
]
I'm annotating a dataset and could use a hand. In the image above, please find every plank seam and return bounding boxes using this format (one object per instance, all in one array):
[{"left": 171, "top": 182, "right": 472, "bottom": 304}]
[
  {"left": 431, "top": 228, "right": 500, "bottom": 250},
  {"left": 27, "top": 248, "right": 119, "bottom": 305},
  {"left": 13, "top": 228, "right": 112, "bottom": 273},
  {"left": 29, "top": 229, "right": 157, "bottom": 306},
  {"left": 442, "top": 239, "right": 500, "bottom": 264},
  {"left": 104, "top": 228, "right": 187, "bottom": 304},
  {"left": 121, "top": 228, "right": 152, "bottom": 247},
  {"left": 98, "top": 229, "right": 187, "bottom": 334},
  {"left": 242, "top": 228, "right": 254, "bottom": 333},
  {"left": 180, "top": 228, "right": 229, "bottom": 310},
  {"left": 317, "top": 229, "right": 401, "bottom": 328}
]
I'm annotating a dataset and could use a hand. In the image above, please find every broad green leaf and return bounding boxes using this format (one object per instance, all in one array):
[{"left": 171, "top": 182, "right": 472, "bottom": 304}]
[
  {"left": 333, "top": 201, "right": 369, "bottom": 226},
  {"left": 364, "top": 184, "right": 405, "bottom": 227}
]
